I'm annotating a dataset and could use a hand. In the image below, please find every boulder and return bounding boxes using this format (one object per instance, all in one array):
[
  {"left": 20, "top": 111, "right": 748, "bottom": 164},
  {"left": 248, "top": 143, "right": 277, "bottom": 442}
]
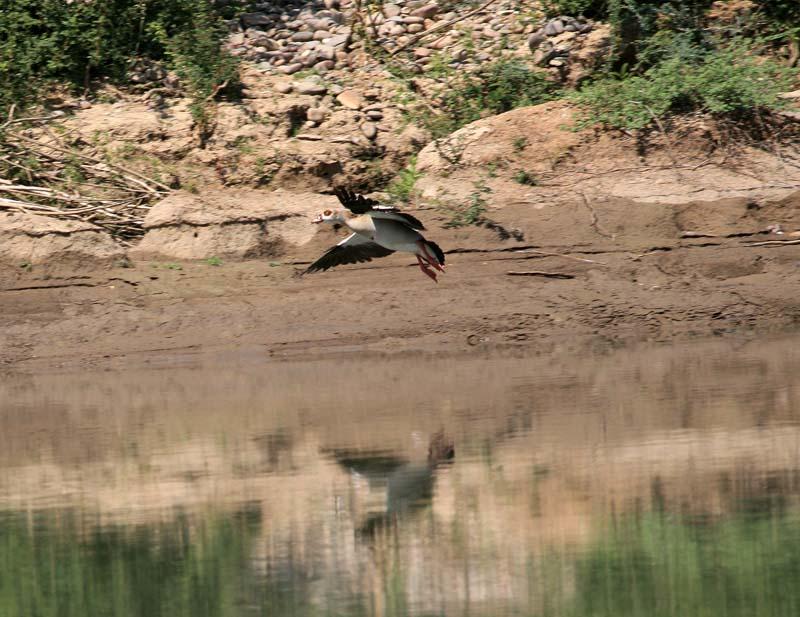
[
  {"left": 0, "top": 212, "right": 123, "bottom": 266},
  {"left": 129, "top": 190, "right": 338, "bottom": 260}
]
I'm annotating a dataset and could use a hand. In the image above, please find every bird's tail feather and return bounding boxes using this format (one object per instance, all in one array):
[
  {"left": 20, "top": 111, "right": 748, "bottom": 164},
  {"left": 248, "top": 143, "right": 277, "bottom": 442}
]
[{"left": 426, "top": 241, "right": 445, "bottom": 265}]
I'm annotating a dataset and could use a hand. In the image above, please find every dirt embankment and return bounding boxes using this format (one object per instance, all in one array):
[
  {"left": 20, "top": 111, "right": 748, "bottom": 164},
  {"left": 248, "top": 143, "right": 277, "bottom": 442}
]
[{"left": 2, "top": 101, "right": 800, "bottom": 370}]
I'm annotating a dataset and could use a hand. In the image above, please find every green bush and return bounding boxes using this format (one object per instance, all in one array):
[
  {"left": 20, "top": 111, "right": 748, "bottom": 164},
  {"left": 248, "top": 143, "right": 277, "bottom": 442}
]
[
  {"left": 571, "top": 42, "right": 796, "bottom": 129},
  {"left": 0, "top": 0, "right": 239, "bottom": 119},
  {"left": 425, "top": 59, "right": 560, "bottom": 137}
]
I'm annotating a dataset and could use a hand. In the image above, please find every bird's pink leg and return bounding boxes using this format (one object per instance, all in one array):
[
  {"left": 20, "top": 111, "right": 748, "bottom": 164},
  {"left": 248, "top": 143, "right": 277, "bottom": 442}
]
[{"left": 416, "top": 254, "right": 438, "bottom": 283}]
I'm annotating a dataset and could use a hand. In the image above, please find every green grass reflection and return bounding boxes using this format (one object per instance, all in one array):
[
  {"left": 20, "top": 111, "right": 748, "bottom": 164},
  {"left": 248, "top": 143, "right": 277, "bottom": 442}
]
[{"left": 564, "top": 510, "right": 800, "bottom": 617}]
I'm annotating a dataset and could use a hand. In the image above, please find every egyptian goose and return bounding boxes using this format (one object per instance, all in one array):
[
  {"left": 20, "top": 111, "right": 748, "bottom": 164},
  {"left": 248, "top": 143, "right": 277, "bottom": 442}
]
[{"left": 304, "top": 188, "right": 446, "bottom": 282}]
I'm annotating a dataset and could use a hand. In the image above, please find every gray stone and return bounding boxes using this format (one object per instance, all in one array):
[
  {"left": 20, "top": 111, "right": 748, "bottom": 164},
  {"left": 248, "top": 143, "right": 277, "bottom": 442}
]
[
  {"left": 400, "top": 16, "right": 425, "bottom": 24},
  {"left": 314, "top": 60, "right": 336, "bottom": 71},
  {"left": 366, "top": 110, "right": 384, "bottom": 120},
  {"left": 278, "top": 62, "right": 304, "bottom": 74},
  {"left": 316, "top": 10, "right": 345, "bottom": 25},
  {"left": 291, "top": 31, "right": 314, "bottom": 42},
  {"left": 295, "top": 80, "right": 327, "bottom": 95},
  {"left": 544, "top": 19, "right": 564, "bottom": 36},
  {"left": 313, "top": 29, "right": 332, "bottom": 40},
  {"left": 411, "top": 2, "right": 439, "bottom": 19},
  {"left": 360, "top": 122, "right": 378, "bottom": 140},
  {"left": 241, "top": 12, "right": 272, "bottom": 27},
  {"left": 317, "top": 44, "right": 336, "bottom": 61},
  {"left": 407, "top": 23, "right": 424, "bottom": 33},
  {"left": 384, "top": 4, "right": 401, "bottom": 17},
  {"left": 326, "top": 33, "right": 351, "bottom": 48},
  {"left": 527, "top": 31, "right": 546, "bottom": 52},
  {"left": 307, "top": 106, "right": 330, "bottom": 122}
]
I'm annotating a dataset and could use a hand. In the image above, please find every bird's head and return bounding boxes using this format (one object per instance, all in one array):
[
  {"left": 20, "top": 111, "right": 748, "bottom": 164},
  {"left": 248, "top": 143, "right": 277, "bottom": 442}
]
[{"left": 312, "top": 208, "right": 345, "bottom": 224}]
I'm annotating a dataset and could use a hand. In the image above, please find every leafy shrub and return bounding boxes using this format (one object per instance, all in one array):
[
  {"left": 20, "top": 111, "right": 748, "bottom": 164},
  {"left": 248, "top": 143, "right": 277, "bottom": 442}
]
[
  {"left": 540, "top": 0, "right": 608, "bottom": 18},
  {"left": 386, "top": 156, "right": 421, "bottom": 204},
  {"left": 571, "top": 42, "right": 796, "bottom": 129},
  {"left": 0, "top": 0, "right": 239, "bottom": 119},
  {"left": 423, "top": 59, "right": 560, "bottom": 137}
]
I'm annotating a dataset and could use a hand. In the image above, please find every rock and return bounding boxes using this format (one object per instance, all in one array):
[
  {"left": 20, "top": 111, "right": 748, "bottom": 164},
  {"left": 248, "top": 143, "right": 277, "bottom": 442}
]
[
  {"left": 307, "top": 107, "right": 330, "bottom": 122},
  {"left": 291, "top": 31, "right": 314, "bottom": 42},
  {"left": 314, "top": 60, "right": 336, "bottom": 71},
  {"left": 324, "top": 0, "right": 340, "bottom": 8},
  {"left": 407, "top": 23, "right": 425, "bottom": 33},
  {"left": 130, "top": 191, "right": 336, "bottom": 261},
  {"left": 317, "top": 44, "right": 336, "bottom": 61},
  {"left": 241, "top": 12, "right": 272, "bottom": 27},
  {"left": 366, "top": 110, "right": 384, "bottom": 120},
  {"left": 295, "top": 80, "right": 327, "bottom": 95},
  {"left": 313, "top": 29, "right": 332, "bottom": 40},
  {"left": 275, "top": 82, "right": 294, "bottom": 94},
  {"left": 278, "top": 63, "right": 304, "bottom": 74},
  {"left": 413, "top": 47, "right": 432, "bottom": 58},
  {"left": 384, "top": 4, "right": 401, "bottom": 17},
  {"left": 544, "top": 19, "right": 564, "bottom": 36},
  {"left": 336, "top": 89, "right": 365, "bottom": 109},
  {"left": 0, "top": 212, "right": 123, "bottom": 265},
  {"left": 361, "top": 122, "right": 378, "bottom": 140},
  {"left": 326, "top": 33, "right": 351, "bottom": 48},
  {"left": 527, "top": 31, "right": 546, "bottom": 52},
  {"left": 411, "top": 3, "right": 439, "bottom": 19}
]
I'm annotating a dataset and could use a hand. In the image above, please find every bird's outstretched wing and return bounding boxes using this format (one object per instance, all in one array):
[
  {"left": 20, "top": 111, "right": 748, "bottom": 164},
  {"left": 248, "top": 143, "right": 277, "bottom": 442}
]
[
  {"left": 334, "top": 187, "right": 426, "bottom": 230},
  {"left": 304, "top": 233, "right": 395, "bottom": 274},
  {"left": 334, "top": 187, "right": 379, "bottom": 214}
]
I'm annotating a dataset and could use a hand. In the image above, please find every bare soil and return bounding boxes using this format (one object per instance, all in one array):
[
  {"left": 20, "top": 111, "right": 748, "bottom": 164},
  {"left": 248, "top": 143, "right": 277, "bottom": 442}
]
[{"left": 2, "top": 194, "right": 799, "bottom": 372}]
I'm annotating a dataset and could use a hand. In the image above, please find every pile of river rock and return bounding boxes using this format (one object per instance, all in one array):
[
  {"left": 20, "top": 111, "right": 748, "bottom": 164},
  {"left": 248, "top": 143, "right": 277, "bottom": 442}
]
[{"left": 225, "top": 0, "right": 608, "bottom": 84}]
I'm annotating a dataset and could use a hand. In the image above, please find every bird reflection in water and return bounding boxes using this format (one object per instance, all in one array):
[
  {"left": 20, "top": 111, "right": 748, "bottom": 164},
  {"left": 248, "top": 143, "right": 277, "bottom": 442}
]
[{"left": 330, "top": 430, "right": 455, "bottom": 538}]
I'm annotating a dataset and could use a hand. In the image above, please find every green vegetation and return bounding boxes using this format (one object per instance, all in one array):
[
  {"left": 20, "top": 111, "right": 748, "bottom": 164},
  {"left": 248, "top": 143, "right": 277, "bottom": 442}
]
[
  {"left": 444, "top": 182, "right": 491, "bottom": 228},
  {"left": 0, "top": 0, "right": 240, "bottom": 123},
  {"left": 0, "top": 509, "right": 260, "bottom": 617},
  {"left": 572, "top": 44, "right": 794, "bottom": 130},
  {"left": 205, "top": 256, "right": 223, "bottom": 266},
  {"left": 565, "top": 511, "right": 800, "bottom": 617},
  {"left": 420, "top": 59, "right": 561, "bottom": 137},
  {"left": 514, "top": 170, "right": 538, "bottom": 185},
  {"left": 386, "top": 156, "right": 422, "bottom": 204}
]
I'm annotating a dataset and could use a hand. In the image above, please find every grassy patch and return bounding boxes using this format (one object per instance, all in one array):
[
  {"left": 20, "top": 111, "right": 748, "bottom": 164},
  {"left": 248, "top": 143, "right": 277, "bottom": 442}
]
[
  {"left": 571, "top": 41, "right": 796, "bottom": 130},
  {"left": 204, "top": 256, "right": 223, "bottom": 266},
  {"left": 386, "top": 156, "right": 422, "bottom": 204},
  {"left": 444, "top": 183, "right": 491, "bottom": 228},
  {"left": 410, "top": 59, "right": 561, "bottom": 138},
  {"left": 514, "top": 170, "right": 538, "bottom": 186}
]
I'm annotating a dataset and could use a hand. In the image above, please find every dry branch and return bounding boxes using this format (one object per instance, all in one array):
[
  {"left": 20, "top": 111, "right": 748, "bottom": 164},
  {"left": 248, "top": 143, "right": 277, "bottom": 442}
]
[{"left": 0, "top": 116, "right": 168, "bottom": 238}]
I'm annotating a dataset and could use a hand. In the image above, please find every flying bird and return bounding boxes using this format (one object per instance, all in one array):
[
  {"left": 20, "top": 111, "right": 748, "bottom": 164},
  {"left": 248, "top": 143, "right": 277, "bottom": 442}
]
[{"left": 304, "top": 188, "right": 446, "bottom": 282}]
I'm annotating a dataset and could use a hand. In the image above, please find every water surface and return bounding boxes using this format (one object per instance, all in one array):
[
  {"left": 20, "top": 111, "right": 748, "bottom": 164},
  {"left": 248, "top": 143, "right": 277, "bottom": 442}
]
[{"left": 2, "top": 336, "right": 800, "bottom": 616}]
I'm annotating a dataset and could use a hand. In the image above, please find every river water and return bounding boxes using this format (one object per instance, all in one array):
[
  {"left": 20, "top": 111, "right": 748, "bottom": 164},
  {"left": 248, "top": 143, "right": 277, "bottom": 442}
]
[{"left": 2, "top": 335, "right": 800, "bottom": 616}]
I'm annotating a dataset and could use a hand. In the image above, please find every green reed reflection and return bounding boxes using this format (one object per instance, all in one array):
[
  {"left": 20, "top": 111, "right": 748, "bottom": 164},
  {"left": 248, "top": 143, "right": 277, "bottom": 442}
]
[
  {"left": 566, "top": 510, "right": 800, "bottom": 617},
  {"left": 0, "top": 508, "right": 262, "bottom": 617}
]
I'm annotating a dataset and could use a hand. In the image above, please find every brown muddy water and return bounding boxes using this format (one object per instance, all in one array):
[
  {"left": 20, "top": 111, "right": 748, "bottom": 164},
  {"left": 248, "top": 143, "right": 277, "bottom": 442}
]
[{"left": 2, "top": 335, "right": 800, "bottom": 617}]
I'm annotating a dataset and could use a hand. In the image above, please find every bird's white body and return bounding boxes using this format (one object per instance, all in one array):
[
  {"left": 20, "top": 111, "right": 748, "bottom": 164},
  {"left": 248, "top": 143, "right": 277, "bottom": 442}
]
[{"left": 305, "top": 188, "right": 445, "bottom": 282}]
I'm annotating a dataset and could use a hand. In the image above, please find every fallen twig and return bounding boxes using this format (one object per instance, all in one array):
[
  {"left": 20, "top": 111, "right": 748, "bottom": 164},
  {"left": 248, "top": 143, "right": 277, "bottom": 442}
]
[
  {"left": 743, "top": 238, "right": 800, "bottom": 247},
  {"left": 514, "top": 248, "right": 608, "bottom": 265},
  {"left": 506, "top": 271, "right": 575, "bottom": 279}
]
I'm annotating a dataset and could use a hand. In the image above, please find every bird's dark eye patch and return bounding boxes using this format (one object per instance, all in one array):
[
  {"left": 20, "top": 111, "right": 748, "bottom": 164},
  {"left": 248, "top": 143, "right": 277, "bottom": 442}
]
[{"left": 324, "top": 209, "right": 332, "bottom": 216}]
